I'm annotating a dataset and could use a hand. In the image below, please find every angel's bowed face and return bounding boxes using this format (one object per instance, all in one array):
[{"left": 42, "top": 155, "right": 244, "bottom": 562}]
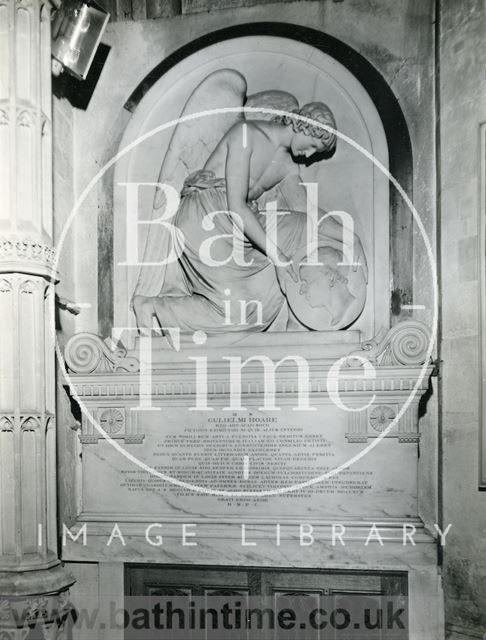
[{"left": 290, "top": 132, "right": 329, "bottom": 160}]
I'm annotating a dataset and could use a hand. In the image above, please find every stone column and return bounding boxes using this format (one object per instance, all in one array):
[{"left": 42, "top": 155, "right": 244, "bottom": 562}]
[{"left": 0, "top": 0, "right": 75, "bottom": 637}]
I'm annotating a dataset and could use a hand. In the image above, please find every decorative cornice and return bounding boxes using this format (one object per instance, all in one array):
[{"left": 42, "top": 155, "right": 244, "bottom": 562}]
[
  {"left": 0, "top": 588, "right": 72, "bottom": 630},
  {"left": 64, "top": 321, "right": 433, "bottom": 378},
  {"left": 0, "top": 415, "right": 54, "bottom": 433},
  {"left": 70, "top": 372, "right": 432, "bottom": 400},
  {"left": 64, "top": 322, "right": 434, "bottom": 404},
  {"left": 349, "top": 320, "right": 432, "bottom": 367},
  {"left": 0, "top": 239, "right": 55, "bottom": 263},
  {"left": 64, "top": 333, "right": 140, "bottom": 374},
  {"left": 397, "top": 433, "right": 421, "bottom": 443}
]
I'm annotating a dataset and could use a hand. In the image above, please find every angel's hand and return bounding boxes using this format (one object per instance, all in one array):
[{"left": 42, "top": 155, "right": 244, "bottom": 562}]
[{"left": 275, "top": 256, "right": 298, "bottom": 295}]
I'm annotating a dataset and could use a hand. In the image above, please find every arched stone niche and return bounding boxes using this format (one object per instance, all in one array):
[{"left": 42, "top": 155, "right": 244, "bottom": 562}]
[{"left": 112, "top": 32, "right": 396, "bottom": 343}]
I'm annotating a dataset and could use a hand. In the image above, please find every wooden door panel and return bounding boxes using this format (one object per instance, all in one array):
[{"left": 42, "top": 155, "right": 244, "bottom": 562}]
[{"left": 125, "top": 566, "right": 408, "bottom": 640}]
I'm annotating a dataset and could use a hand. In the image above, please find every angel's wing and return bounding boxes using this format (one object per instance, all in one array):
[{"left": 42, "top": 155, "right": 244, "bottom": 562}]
[
  {"left": 154, "top": 69, "right": 248, "bottom": 208},
  {"left": 244, "top": 90, "right": 298, "bottom": 122},
  {"left": 133, "top": 69, "right": 247, "bottom": 299}
]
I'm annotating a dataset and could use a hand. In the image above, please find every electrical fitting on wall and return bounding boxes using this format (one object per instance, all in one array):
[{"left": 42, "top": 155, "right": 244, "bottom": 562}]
[{"left": 51, "top": 0, "right": 109, "bottom": 79}]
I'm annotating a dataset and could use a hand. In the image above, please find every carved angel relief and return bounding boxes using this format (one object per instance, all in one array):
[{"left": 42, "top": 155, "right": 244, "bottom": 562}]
[{"left": 131, "top": 69, "right": 368, "bottom": 335}]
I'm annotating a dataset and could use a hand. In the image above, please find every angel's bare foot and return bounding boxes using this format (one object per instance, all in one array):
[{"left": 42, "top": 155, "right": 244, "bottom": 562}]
[{"left": 132, "top": 295, "right": 155, "bottom": 335}]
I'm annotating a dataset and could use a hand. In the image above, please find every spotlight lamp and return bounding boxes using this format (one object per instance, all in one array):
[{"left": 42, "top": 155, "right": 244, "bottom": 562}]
[{"left": 51, "top": 0, "right": 110, "bottom": 80}]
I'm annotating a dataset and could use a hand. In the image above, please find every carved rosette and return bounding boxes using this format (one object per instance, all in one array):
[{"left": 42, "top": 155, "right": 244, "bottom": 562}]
[
  {"left": 369, "top": 405, "right": 396, "bottom": 432},
  {"left": 79, "top": 407, "right": 144, "bottom": 445},
  {"left": 99, "top": 408, "right": 124, "bottom": 434},
  {"left": 346, "top": 401, "right": 421, "bottom": 444},
  {"left": 64, "top": 333, "right": 140, "bottom": 374}
]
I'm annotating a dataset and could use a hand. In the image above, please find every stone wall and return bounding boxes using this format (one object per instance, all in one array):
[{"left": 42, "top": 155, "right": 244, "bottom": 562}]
[
  {"left": 439, "top": 0, "right": 486, "bottom": 638},
  {"left": 97, "top": 0, "right": 318, "bottom": 21}
]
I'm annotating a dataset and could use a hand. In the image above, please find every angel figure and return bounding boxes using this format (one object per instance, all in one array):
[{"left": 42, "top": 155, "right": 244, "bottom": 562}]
[{"left": 132, "top": 69, "right": 367, "bottom": 334}]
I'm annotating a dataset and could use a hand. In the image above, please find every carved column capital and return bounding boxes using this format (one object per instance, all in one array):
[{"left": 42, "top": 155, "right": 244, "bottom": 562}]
[
  {"left": 0, "top": 589, "right": 73, "bottom": 638},
  {"left": 0, "top": 239, "right": 57, "bottom": 280}
]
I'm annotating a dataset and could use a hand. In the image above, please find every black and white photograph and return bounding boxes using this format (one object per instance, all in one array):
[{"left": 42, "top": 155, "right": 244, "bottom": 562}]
[{"left": 0, "top": 0, "right": 485, "bottom": 638}]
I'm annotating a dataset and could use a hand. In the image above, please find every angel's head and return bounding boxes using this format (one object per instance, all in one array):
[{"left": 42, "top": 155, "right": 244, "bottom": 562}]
[
  {"left": 298, "top": 247, "right": 355, "bottom": 326},
  {"left": 283, "top": 102, "right": 337, "bottom": 161}
]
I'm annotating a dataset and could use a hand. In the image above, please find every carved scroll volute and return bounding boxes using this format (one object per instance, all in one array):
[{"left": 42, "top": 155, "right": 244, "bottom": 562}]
[
  {"left": 351, "top": 320, "right": 433, "bottom": 367},
  {"left": 64, "top": 333, "right": 140, "bottom": 374}
]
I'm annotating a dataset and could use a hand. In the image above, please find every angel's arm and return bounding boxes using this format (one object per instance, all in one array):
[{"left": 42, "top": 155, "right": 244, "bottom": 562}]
[
  {"left": 276, "top": 174, "right": 355, "bottom": 241},
  {"left": 276, "top": 175, "right": 368, "bottom": 280},
  {"left": 224, "top": 124, "right": 282, "bottom": 264}
]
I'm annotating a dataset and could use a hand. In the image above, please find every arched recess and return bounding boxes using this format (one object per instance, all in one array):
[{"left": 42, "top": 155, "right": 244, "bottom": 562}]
[{"left": 105, "top": 23, "right": 412, "bottom": 340}]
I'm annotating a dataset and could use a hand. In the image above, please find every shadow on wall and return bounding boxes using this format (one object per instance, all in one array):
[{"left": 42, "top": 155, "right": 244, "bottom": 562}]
[{"left": 52, "top": 43, "right": 111, "bottom": 110}]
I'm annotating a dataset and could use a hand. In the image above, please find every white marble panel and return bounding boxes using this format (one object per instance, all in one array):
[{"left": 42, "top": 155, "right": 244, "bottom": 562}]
[{"left": 82, "top": 404, "right": 417, "bottom": 522}]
